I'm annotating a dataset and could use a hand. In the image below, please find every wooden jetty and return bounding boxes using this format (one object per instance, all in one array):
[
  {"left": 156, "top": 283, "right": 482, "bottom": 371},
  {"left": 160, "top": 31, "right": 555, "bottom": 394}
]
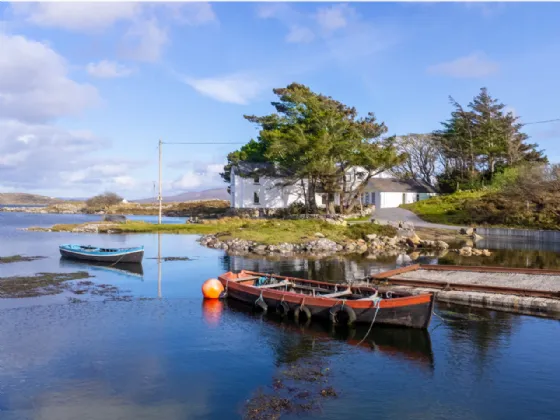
[{"left": 370, "top": 264, "right": 560, "bottom": 318}]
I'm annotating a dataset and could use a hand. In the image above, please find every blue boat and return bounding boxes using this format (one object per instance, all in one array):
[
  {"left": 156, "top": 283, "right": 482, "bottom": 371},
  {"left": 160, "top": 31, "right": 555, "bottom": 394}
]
[{"left": 59, "top": 244, "right": 144, "bottom": 263}]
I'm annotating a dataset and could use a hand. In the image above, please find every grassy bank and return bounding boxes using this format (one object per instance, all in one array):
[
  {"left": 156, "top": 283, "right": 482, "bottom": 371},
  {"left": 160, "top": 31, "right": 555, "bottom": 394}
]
[
  {"left": 36, "top": 218, "right": 398, "bottom": 245},
  {"left": 402, "top": 191, "right": 485, "bottom": 226}
]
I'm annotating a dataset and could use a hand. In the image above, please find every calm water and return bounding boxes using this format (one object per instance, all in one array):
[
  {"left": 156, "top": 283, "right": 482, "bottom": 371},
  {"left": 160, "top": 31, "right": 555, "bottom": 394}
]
[{"left": 1, "top": 212, "right": 559, "bottom": 419}]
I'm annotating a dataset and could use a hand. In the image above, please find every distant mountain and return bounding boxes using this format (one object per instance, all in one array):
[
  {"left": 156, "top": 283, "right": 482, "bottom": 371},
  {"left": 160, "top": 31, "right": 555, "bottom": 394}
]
[
  {"left": 0, "top": 193, "right": 62, "bottom": 206},
  {"left": 133, "top": 188, "right": 230, "bottom": 203}
]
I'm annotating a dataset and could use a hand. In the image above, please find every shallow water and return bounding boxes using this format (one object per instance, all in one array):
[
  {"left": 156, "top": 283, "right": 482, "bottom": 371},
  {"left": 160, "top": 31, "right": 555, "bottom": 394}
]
[{"left": 1, "top": 213, "right": 559, "bottom": 419}]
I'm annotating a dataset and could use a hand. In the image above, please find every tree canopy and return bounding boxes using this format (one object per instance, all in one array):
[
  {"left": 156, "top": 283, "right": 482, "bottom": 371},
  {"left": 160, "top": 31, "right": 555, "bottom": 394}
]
[
  {"left": 221, "top": 83, "right": 403, "bottom": 213},
  {"left": 433, "top": 87, "right": 547, "bottom": 192}
]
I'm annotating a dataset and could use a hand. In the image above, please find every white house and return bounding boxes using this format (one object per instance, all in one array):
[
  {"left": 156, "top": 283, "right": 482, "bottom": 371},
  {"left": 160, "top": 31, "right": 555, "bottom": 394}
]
[
  {"left": 361, "top": 178, "right": 437, "bottom": 209},
  {"left": 229, "top": 162, "right": 435, "bottom": 210}
]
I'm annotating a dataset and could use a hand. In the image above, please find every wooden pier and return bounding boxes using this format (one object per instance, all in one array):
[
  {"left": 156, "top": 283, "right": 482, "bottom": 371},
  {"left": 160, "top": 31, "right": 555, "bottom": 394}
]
[{"left": 370, "top": 264, "right": 560, "bottom": 318}]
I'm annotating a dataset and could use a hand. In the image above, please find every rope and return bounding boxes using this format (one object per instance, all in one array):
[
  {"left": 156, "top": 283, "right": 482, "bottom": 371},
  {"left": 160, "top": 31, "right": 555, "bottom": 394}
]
[
  {"left": 356, "top": 297, "right": 382, "bottom": 347},
  {"left": 109, "top": 253, "right": 128, "bottom": 267}
]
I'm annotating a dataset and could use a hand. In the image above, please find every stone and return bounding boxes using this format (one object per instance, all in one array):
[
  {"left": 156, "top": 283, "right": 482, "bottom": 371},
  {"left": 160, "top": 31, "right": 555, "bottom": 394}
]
[
  {"left": 472, "top": 249, "right": 483, "bottom": 256},
  {"left": 435, "top": 240, "right": 449, "bottom": 250},
  {"left": 357, "top": 239, "right": 366, "bottom": 245},
  {"left": 365, "top": 234, "right": 378, "bottom": 241},
  {"left": 459, "top": 246, "right": 472, "bottom": 256},
  {"left": 482, "top": 249, "right": 492, "bottom": 256},
  {"left": 406, "top": 233, "right": 422, "bottom": 247},
  {"left": 460, "top": 227, "right": 474, "bottom": 235},
  {"left": 314, "top": 232, "right": 325, "bottom": 238},
  {"left": 471, "top": 233, "right": 484, "bottom": 242}
]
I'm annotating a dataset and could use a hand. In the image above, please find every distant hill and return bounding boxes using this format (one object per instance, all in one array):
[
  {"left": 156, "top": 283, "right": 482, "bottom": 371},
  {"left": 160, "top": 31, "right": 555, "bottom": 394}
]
[
  {"left": 133, "top": 188, "right": 230, "bottom": 203},
  {"left": 0, "top": 193, "right": 62, "bottom": 206}
]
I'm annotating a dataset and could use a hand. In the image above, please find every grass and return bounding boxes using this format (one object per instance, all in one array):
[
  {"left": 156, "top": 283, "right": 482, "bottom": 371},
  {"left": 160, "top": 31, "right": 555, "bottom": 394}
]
[
  {"left": 345, "top": 215, "right": 371, "bottom": 222},
  {"left": 36, "top": 218, "right": 398, "bottom": 245},
  {"left": 402, "top": 190, "right": 487, "bottom": 226},
  {"left": 0, "top": 271, "right": 91, "bottom": 298},
  {"left": 0, "top": 255, "right": 46, "bottom": 264}
]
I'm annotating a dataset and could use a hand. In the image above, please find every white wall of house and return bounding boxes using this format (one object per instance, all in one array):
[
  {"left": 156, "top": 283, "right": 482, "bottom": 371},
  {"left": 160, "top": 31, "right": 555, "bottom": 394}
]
[
  {"left": 365, "top": 192, "right": 434, "bottom": 209},
  {"left": 231, "top": 165, "right": 394, "bottom": 209}
]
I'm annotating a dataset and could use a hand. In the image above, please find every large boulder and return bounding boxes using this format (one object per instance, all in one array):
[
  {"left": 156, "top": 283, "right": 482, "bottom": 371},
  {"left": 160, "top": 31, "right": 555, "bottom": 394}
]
[
  {"left": 459, "top": 246, "right": 472, "bottom": 256},
  {"left": 460, "top": 227, "right": 474, "bottom": 235},
  {"left": 406, "top": 233, "right": 422, "bottom": 247},
  {"left": 306, "top": 238, "right": 338, "bottom": 252}
]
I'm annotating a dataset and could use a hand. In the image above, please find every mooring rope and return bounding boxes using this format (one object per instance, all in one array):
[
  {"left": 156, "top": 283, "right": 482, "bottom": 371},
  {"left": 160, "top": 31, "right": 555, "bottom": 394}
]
[{"left": 356, "top": 297, "right": 382, "bottom": 347}]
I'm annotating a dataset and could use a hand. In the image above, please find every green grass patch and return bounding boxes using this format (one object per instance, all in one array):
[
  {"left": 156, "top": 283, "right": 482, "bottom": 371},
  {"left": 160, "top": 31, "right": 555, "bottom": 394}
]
[
  {"left": 402, "top": 190, "right": 487, "bottom": 226},
  {"left": 0, "top": 255, "right": 46, "bottom": 264},
  {"left": 345, "top": 215, "right": 371, "bottom": 222},
  {"left": 42, "top": 218, "right": 398, "bottom": 245}
]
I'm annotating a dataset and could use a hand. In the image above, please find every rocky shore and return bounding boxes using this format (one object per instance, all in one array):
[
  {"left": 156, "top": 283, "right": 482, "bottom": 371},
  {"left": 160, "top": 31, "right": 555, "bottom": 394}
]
[{"left": 198, "top": 231, "right": 456, "bottom": 257}]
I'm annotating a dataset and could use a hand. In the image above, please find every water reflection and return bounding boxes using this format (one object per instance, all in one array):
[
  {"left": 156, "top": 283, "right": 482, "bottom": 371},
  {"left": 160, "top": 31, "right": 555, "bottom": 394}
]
[
  {"left": 206, "top": 298, "right": 435, "bottom": 372},
  {"left": 58, "top": 259, "right": 144, "bottom": 278}
]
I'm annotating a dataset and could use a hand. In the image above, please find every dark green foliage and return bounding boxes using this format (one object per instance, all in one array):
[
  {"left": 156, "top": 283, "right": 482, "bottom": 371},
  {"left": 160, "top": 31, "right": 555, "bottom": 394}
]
[
  {"left": 85, "top": 192, "right": 123, "bottom": 209},
  {"left": 222, "top": 82, "right": 404, "bottom": 213},
  {"left": 434, "top": 88, "right": 547, "bottom": 192}
]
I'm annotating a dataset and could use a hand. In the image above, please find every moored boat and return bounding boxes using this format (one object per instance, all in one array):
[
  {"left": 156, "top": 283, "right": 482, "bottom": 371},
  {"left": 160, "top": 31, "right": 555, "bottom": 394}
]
[
  {"left": 217, "top": 270, "right": 435, "bottom": 329},
  {"left": 59, "top": 244, "right": 144, "bottom": 263}
]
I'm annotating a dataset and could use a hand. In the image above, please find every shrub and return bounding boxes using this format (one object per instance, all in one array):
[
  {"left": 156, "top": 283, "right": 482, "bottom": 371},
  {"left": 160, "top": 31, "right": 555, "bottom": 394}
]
[{"left": 85, "top": 192, "right": 123, "bottom": 209}]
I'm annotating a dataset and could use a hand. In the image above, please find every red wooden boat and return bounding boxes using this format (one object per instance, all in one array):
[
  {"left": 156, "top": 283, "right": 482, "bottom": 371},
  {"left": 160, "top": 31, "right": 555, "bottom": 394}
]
[{"left": 218, "top": 270, "right": 435, "bottom": 329}]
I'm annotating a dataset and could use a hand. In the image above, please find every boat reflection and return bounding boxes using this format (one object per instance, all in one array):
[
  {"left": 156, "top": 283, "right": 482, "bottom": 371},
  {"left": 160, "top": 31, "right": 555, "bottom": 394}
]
[
  {"left": 204, "top": 298, "right": 434, "bottom": 372},
  {"left": 59, "top": 258, "right": 144, "bottom": 279}
]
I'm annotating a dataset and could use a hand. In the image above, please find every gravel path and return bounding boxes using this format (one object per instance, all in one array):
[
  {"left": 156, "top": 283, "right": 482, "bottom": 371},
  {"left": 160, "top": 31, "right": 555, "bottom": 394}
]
[{"left": 371, "top": 208, "right": 465, "bottom": 231}]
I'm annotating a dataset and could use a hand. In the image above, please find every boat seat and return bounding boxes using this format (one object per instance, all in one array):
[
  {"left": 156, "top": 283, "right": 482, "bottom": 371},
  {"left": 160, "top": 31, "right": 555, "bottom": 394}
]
[
  {"left": 320, "top": 289, "right": 352, "bottom": 299},
  {"left": 233, "top": 276, "right": 260, "bottom": 282},
  {"left": 256, "top": 280, "right": 294, "bottom": 289}
]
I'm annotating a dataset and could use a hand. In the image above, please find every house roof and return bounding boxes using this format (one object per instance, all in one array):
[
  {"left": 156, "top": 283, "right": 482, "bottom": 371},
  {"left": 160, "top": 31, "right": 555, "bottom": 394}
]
[
  {"left": 366, "top": 177, "right": 437, "bottom": 193},
  {"left": 234, "top": 161, "right": 289, "bottom": 177}
]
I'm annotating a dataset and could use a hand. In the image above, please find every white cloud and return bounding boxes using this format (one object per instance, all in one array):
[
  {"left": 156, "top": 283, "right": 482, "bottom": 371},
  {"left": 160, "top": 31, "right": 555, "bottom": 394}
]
[
  {"left": 183, "top": 74, "right": 265, "bottom": 105},
  {"left": 9, "top": 2, "right": 141, "bottom": 32},
  {"left": 286, "top": 26, "right": 315, "bottom": 44},
  {"left": 315, "top": 4, "right": 354, "bottom": 32},
  {"left": 0, "top": 33, "right": 99, "bottom": 123},
  {"left": 464, "top": 2, "right": 506, "bottom": 18},
  {"left": 121, "top": 18, "right": 168, "bottom": 63},
  {"left": 170, "top": 162, "right": 225, "bottom": 191},
  {"left": 256, "top": 3, "right": 291, "bottom": 20},
  {"left": 86, "top": 60, "right": 134, "bottom": 78},
  {"left": 427, "top": 52, "right": 499, "bottom": 78},
  {"left": 163, "top": 2, "right": 217, "bottom": 26}
]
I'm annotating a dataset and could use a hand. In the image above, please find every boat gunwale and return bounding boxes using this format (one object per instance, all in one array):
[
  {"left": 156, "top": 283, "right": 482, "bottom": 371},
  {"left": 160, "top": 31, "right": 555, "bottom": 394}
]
[{"left": 218, "top": 270, "right": 433, "bottom": 310}]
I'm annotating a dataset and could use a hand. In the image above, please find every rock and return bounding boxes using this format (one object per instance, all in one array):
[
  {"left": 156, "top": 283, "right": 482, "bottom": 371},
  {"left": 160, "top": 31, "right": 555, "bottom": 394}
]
[
  {"left": 366, "top": 234, "right": 378, "bottom": 241},
  {"left": 435, "top": 240, "right": 449, "bottom": 250},
  {"left": 357, "top": 239, "right": 366, "bottom": 245},
  {"left": 471, "top": 233, "right": 484, "bottom": 242},
  {"left": 344, "top": 242, "right": 357, "bottom": 251},
  {"left": 463, "top": 239, "right": 474, "bottom": 248},
  {"left": 305, "top": 238, "right": 338, "bottom": 253},
  {"left": 103, "top": 214, "right": 126, "bottom": 222},
  {"left": 406, "top": 233, "right": 422, "bottom": 247},
  {"left": 482, "top": 249, "right": 492, "bottom": 256},
  {"left": 460, "top": 227, "right": 474, "bottom": 235},
  {"left": 459, "top": 246, "right": 472, "bottom": 256},
  {"left": 472, "top": 249, "right": 483, "bottom": 256},
  {"left": 314, "top": 232, "right": 325, "bottom": 238},
  {"left": 277, "top": 243, "right": 294, "bottom": 253},
  {"left": 356, "top": 244, "right": 368, "bottom": 253}
]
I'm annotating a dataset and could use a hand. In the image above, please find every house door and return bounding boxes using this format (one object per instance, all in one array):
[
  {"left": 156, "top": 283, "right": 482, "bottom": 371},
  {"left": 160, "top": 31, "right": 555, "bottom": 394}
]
[{"left": 402, "top": 193, "right": 406, "bottom": 204}]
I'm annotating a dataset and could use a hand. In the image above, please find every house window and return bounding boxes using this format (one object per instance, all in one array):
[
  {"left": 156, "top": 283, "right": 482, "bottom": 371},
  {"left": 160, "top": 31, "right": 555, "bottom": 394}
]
[
  {"left": 344, "top": 173, "right": 352, "bottom": 183},
  {"left": 253, "top": 192, "right": 260, "bottom": 205},
  {"left": 253, "top": 174, "right": 260, "bottom": 184},
  {"left": 356, "top": 172, "right": 366, "bottom": 180},
  {"left": 365, "top": 193, "right": 370, "bottom": 205},
  {"left": 371, "top": 192, "right": 376, "bottom": 205}
]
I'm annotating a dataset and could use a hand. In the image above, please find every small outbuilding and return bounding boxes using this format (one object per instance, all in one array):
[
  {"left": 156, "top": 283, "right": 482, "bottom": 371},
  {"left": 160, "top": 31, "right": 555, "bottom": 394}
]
[{"left": 361, "top": 178, "right": 437, "bottom": 209}]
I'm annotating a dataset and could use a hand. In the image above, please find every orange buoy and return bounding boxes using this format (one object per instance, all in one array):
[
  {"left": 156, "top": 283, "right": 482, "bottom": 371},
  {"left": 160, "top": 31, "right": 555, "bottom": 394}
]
[{"left": 202, "top": 278, "right": 224, "bottom": 299}]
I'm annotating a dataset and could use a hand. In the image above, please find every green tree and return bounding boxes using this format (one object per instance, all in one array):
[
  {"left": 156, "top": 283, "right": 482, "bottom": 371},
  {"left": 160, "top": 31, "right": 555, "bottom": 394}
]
[
  {"left": 434, "top": 87, "right": 547, "bottom": 192},
  {"left": 85, "top": 192, "right": 123, "bottom": 209},
  {"left": 224, "top": 83, "right": 403, "bottom": 214}
]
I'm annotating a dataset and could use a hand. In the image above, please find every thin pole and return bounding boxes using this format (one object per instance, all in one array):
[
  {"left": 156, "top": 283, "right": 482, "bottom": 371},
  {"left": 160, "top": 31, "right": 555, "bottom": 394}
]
[
  {"left": 158, "top": 139, "right": 162, "bottom": 225},
  {"left": 157, "top": 232, "right": 162, "bottom": 298}
]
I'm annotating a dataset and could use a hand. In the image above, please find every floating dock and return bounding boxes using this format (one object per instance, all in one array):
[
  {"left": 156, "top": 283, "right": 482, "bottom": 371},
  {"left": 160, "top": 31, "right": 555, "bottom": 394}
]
[{"left": 371, "top": 265, "right": 560, "bottom": 318}]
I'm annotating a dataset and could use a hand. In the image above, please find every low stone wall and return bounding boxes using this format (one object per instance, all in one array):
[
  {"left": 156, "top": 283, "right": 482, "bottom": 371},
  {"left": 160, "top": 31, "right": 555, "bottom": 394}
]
[{"left": 475, "top": 227, "right": 560, "bottom": 243}]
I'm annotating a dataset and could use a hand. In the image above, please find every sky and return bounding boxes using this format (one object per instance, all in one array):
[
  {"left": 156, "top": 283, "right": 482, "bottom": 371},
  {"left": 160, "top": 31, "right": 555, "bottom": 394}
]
[{"left": 1, "top": 1, "right": 559, "bottom": 199}]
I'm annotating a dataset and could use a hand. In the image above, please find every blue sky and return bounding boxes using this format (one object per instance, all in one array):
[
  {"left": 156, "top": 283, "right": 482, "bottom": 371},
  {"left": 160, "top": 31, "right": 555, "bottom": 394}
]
[{"left": 1, "top": 2, "right": 559, "bottom": 199}]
